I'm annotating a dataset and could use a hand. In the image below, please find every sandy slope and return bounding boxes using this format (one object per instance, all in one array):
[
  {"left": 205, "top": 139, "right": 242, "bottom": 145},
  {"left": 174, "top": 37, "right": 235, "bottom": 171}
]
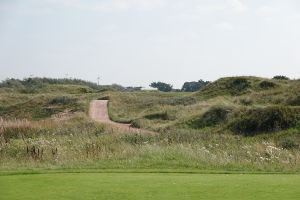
[{"left": 89, "top": 100, "right": 140, "bottom": 132}]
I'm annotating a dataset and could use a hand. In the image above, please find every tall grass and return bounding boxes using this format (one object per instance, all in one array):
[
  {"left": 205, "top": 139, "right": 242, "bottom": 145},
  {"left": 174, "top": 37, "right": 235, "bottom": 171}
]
[
  {"left": 1, "top": 76, "right": 300, "bottom": 172},
  {"left": 1, "top": 116, "right": 300, "bottom": 172}
]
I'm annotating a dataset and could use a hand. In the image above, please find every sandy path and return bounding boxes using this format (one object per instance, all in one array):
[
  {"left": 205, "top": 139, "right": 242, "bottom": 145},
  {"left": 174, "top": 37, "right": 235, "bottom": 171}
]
[{"left": 89, "top": 100, "right": 139, "bottom": 132}]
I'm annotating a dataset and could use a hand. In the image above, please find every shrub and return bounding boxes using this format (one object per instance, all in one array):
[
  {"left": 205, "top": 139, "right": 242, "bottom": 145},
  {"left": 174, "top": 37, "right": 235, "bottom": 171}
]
[
  {"left": 279, "top": 136, "right": 299, "bottom": 149},
  {"left": 258, "top": 80, "right": 277, "bottom": 89},
  {"left": 273, "top": 75, "right": 290, "bottom": 80},
  {"left": 144, "top": 112, "right": 169, "bottom": 120},
  {"left": 130, "top": 119, "right": 142, "bottom": 128},
  {"left": 79, "top": 87, "right": 93, "bottom": 93},
  {"left": 189, "top": 106, "right": 232, "bottom": 129},
  {"left": 230, "top": 106, "right": 299, "bottom": 136},
  {"left": 150, "top": 82, "right": 173, "bottom": 92},
  {"left": 48, "top": 96, "right": 77, "bottom": 105},
  {"left": 286, "top": 95, "right": 300, "bottom": 106},
  {"left": 98, "top": 96, "right": 110, "bottom": 100},
  {"left": 181, "top": 80, "right": 210, "bottom": 92},
  {"left": 227, "top": 78, "right": 251, "bottom": 95}
]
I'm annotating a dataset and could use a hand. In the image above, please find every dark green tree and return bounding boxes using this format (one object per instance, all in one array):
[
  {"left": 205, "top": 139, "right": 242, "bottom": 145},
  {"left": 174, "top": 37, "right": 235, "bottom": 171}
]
[
  {"left": 150, "top": 82, "right": 173, "bottom": 92},
  {"left": 272, "top": 75, "right": 290, "bottom": 80},
  {"left": 181, "top": 79, "right": 210, "bottom": 92}
]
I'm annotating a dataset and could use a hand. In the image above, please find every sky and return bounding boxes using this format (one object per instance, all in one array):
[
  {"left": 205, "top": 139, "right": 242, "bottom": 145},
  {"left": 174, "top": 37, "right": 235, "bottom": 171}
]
[{"left": 1, "top": 0, "right": 300, "bottom": 88}]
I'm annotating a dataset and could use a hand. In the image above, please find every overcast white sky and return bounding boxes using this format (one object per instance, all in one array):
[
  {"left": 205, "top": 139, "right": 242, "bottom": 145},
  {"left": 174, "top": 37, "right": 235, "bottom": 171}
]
[{"left": 1, "top": 0, "right": 300, "bottom": 88}]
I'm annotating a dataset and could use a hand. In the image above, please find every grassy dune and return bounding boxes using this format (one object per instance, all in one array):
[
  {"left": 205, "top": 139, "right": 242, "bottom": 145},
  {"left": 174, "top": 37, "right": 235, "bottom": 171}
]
[{"left": 0, "top": 76, "right": 300, "bottom": 172}]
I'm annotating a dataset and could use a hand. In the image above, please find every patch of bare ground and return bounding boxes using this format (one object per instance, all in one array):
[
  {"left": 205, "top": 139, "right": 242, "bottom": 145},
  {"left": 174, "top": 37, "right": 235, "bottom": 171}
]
[{"left": 89, "top": 100, "right": 156, "bottom": 135}]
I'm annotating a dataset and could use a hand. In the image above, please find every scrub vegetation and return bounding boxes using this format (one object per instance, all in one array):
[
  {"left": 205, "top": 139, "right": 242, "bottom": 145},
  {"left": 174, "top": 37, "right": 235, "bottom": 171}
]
[{"left": 1, "top": 76, "right": 300, "bottom": 172}]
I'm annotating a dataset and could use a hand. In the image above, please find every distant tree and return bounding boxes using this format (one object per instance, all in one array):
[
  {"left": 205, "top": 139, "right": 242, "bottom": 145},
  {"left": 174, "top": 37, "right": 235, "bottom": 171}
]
[
  {"left": 125, "top": 86, "right": 143, "bottom": 92},
  {"left": 273, "top": 75, "right": 290, "bottom": 80},
  {"left": 181, "top": 79, "right": 210, "bottom": 92},
  {"left": 150, "top": 82, "right": 173, "bottom": 92}
]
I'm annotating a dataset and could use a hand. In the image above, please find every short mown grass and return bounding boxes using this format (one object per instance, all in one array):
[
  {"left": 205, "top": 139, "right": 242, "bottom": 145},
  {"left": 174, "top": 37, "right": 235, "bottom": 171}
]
[{"left": 1, "top": 173, "right": 300, "bottom": 200}]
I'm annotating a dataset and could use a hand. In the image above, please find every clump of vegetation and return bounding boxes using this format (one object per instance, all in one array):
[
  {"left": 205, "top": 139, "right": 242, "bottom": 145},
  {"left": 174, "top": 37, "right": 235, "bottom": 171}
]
[
  {"left": 197, "top": 77, "right": 258, "bottom": 98},
  {"left": 144, "top": 112, "right": 170, "bottom": 120},
  {"left": 286, "top": 95, "right": 300, "bottom": 106},
  {"left": 279, "top": 136, "right": 300, "bottom": 149},
  {"left": 48, "top": 96, "right": 77, "bottom": 105},
  {"left": 227, "top": 78, "right": 251, "bottom": 95},
  {"left": 230, "top": 106, "right": 299, "bottom": 136},
  {"left": 258, "top": 80, "right": 277, "bottom": 89},
  {"left": 239, "top": 97, "right": 253, "bottom": 106},
  {"left": 189, "top": 106, "right": 232, "bottom": 129},
  {"left": 130, "top": 119, "right": 142, "bottom": 128},
  {"left": 98, "top": 96, "right": 110, "bottom": 100},
  {"left": 181, "top": 80, "right": 210, "bottom": 92},
  {"left": 150, "top": 82, "right": 173, "bottom": 92},
  {"left": 273, "top": 75, "right": 290, "bottom": 80}
]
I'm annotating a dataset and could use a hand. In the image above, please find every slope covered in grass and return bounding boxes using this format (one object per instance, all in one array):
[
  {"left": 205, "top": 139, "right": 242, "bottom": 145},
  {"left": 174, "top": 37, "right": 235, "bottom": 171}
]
[{"left": 1, "top": 76, "right": 300, "bottom": 172}]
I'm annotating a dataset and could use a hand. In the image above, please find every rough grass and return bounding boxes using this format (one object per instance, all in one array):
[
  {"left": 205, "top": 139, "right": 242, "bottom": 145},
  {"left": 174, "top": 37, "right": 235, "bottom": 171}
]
[
  {"left": 258, "top": 80, "right": 278, "bottom": 89},
  {"left": 1, "top": 76, "right": 300, "bottom": 173},
  {"left": 188, "top": 106, "right": 232, "bottom": 129},
  {"left": 1, "top": 115, "right": 300, "bottom": 172},
  {"left": 106, "top": 78, "right": 300, "bottom": 135},
  {"left": 230, "top": 106, "right": 300, "bottom": 136}
]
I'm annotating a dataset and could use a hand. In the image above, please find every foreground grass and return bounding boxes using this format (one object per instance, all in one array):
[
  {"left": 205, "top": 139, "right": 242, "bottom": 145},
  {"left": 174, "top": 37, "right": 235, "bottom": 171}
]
[
  {"left": 0, "top": 173, "right": 299, "bottom": 200},
  {"left": 1, "top": 114, "right": 300, "bottom": 172}
]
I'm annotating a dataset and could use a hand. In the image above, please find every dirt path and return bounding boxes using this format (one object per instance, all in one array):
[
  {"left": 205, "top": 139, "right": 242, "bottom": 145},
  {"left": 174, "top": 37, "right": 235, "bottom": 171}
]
[{"left": 89, "top": 100, "right": 140, "bottom": 132}]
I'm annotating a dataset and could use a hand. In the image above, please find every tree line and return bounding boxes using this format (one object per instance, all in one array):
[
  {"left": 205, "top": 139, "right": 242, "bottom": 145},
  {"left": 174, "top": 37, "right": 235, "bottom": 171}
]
[{"left": 150, "top": 79, "right": 210, "bottom": 92}]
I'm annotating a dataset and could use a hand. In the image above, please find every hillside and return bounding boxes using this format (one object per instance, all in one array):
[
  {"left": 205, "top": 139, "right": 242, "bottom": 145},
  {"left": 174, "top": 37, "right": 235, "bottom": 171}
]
[
  {"left": 0, "top": 76, "right": 300, "bottom": 172},
  {"left": 107, "top": 76, "right": 300, "bottom": 135}
]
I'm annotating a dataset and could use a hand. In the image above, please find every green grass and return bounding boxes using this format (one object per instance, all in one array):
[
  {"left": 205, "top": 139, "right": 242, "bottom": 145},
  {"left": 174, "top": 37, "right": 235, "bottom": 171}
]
[
  {"left": 1, "top": 76, "right": 300, "bottom": 172},
  {"left": 1, "top": 173, "right": 299, "bottom": 200}
]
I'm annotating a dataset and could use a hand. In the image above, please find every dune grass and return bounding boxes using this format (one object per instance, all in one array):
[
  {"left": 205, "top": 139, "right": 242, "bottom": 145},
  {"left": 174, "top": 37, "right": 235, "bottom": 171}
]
[
  {"left": 1, "top": 77, "right": 300, "bottom": 173},
  {"left": 1, "top": 173, "right": 300, "bottom": 200}
]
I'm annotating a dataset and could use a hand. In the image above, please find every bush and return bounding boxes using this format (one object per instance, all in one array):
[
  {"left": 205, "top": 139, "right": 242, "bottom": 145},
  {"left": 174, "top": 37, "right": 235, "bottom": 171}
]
[
  {"left": 227, "top": 78, "right": 251, "bottom": 95},
  {"left": 48, "top": 96, "right": 77, "bottom": 105},
  {"left": 279, "top": 137, "right": 300, "bottom": 149},
  {"left": 150, "top": 82, "right": 173, "bottom": 92},
  {"left": 286, "top": 95, "right": 300, "bottom": 106},
  {"left": 181, "top": 80, "right": 210, "bottom": 92},
  {"left": 98, "top": 96, "right": 110, "bottom": 100},
  {"left": 144, "top": 112, "right": 169, "bottom": 120},
  {"left": 258, "top": 80, "right": 277, "bottom": 89},
  {"left": 130, "top": 119, "right": 142, "bottom": 128},
  {"left": 189, "top": 106, "right": 232, "bottom": 129},
  {"left": 230, "top": 106, "right": 299, "bottom": 136},
  {"left": 273, "top": 75, "right": 290, "bottom": 80}
]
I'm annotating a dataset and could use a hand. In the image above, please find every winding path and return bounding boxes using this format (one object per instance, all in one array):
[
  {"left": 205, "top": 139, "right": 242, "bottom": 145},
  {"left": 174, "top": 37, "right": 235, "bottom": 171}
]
[{"left": 89, "top": 100, "right": 139, "bottom": 132}]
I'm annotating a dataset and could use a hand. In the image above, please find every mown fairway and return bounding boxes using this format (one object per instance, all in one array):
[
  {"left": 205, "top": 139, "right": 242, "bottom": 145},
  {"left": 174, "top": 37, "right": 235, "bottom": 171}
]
[{"left": 1, "top": 173, "right": 299, "bottom": 200}]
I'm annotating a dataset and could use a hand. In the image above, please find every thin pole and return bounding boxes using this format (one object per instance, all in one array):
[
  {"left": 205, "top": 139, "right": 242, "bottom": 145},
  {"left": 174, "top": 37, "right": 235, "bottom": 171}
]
[{"left": 97, "top": 76, "right": 100, "bottom": 85}]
